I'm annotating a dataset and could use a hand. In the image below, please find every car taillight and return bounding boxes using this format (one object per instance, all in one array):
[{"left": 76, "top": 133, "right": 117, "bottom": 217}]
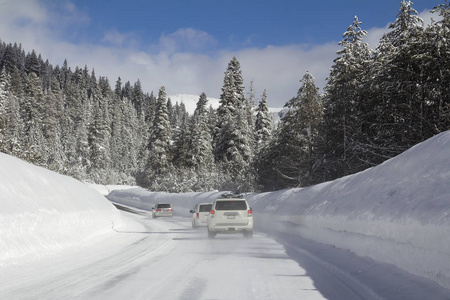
[
  {"left": 210, "top": 210, "right": 215, "bottom": 214},
  {"left": 196, "top": 212, "right": 199, "bottom": 219},
  {"left": 168, "top": 208, "right": 172, "bottom": 211},
  {"left": 156, "top": 209, "right": 161, "bottom": 212},
  {"left": 248, "top": 209, "right": 252, "bottom": 216}
]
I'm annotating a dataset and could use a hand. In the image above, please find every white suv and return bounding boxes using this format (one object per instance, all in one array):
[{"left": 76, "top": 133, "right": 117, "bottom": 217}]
[
  {"left": 190, "top": 203, "right": 212, "bottom": 228},
  {"left": 207, "top": 194, "right": 253, "bottom": 238}
]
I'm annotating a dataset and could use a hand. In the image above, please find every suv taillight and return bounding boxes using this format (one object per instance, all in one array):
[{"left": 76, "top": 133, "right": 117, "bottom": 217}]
[
  {"left": 196, "top": 212, "right": 199, "bottom": 219},
  {"left": 168, "top": 208, "right": 172, "bottom": 211},
  {"left": 248, "top": 209, "right": 252, "bottom": 216},
  {"left": 210, "top": 210, "right": 215, "bottom": 214},
  {"left": 156, "top": 209, "right": 161, "bottom": 212}
]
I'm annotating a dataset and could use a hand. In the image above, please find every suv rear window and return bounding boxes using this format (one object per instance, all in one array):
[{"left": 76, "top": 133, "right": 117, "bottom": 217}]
[
  {"left": 157, "top": 204, "right": 171, "bottom": 208},
  {"left": 215, "top": 200, "right": 247, "bottom": 211},
  {"left": 199, "top": 204, "right": 212, "bottom": 212}
]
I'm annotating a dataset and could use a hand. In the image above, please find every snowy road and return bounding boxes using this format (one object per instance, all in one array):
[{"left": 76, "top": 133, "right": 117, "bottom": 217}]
[
  {"left": 1, "top": 207, "right": 324, "bottom": 299},
  {"left": 3, "top": 205, "right": 450, "bottom": 300}
]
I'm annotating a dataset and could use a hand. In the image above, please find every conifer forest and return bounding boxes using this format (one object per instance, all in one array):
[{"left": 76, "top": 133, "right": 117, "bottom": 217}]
[{"left": 0, "top": 2, "right": 449, "bottom": 192}]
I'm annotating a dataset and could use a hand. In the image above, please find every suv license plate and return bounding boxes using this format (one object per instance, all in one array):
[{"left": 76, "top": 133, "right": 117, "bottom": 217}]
[{"left": 227, "top": 215, "right": 235, "bottom": 219}]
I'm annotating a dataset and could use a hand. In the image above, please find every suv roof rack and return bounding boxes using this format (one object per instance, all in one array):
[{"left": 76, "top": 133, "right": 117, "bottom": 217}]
[{"left": 220, "top": 193, "right": 243, "bottom": 199}]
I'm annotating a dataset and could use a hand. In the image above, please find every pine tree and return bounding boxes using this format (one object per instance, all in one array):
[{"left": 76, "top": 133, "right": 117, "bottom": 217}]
[
  {"left": 1, "top": 93, "right": 23, "bottom": 157},
  {"left": 254, "top": 89, "right": 272, "bottom": 153},
  {"left": 213, "top": 57, "right": 254, "bottom": 191},
  {"left": 41, "top": 77, "right": 64, "bottom": 171},
  {"left": 142, "top": 86, "right": 173, "bottom": 190},
  {"left": 132, "top": 79, "right": 144, "bottom": 117},
  {"left": 186, "top": 93, "right": 215, "bottom": 190},
  {"left": 365, "top": 1, "right": 426, "bottom": 162},
  {"left": 319, "top": 15, "right": 373, "bottom": 181},
  {"left": 0, "top": 44, "right": 18, "bottom": 75},
  {"left": 295, "top": 72, "right": 323, "bottom": 185},
  {"left": 25, "top": 50, "right": 40, "bottom": 76},
  {"left": 87, "top": 72, "right": 112, "bottom": 182},
  {"left": 171, "top": 107, "right": 190, "bottom": 169},
  {"left": 419, "top": 2, "right": 450, "bottom": 136},
  {"left": 0, "top": 67, "right": 10, "bottom": 151},
  {"left": 257, "top": 72, "right": 322, "bottom": 190}
]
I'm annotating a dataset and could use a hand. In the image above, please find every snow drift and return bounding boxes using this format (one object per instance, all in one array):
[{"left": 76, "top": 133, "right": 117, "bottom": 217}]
[
  {"left": 0, "top": 153, "right": 129, "bottom": 265},
  {"left": 108, "top": 130, "right": 450, "bottom": 289}
]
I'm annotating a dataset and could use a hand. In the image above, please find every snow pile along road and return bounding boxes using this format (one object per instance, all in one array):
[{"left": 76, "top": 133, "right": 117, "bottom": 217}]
[
  {"left": 109, "top": 130, "right": 450, "bottom": 290},
  {"left": 0, "top": 153, "right": 132, "bottom": 265},
  {"left": 248, "top": 130, "right": 450, "bottom": 290}
]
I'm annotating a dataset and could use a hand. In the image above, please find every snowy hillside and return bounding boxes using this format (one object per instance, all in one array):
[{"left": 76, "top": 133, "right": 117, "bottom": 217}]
[
  {"left": 168, "top": 94, "right": 220, "bottom": 114},
  {"left": 0, "top": 153, "right": 139, "bottom": 265},
  {"left": 109, "top": 130, "right": 450, "bottom": 290},
  {"left": 169, "top": 93, "right": 283, "bottom": 117}
]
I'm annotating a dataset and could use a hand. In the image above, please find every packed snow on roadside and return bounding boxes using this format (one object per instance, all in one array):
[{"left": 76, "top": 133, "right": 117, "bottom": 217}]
[
  {"left": 0, "top": 153, "right": 142, "bottom": 267},
  {"left": 108, "top": 130, "right": 450, "bottom": 290}
]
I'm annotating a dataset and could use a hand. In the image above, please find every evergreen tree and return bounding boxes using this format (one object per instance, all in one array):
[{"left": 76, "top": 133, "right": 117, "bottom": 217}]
[
  {"left": 186, "top": 93, "right": 215, "bottom": 190},
  {"left": 143, "top": 91, "right": 156, "bottom": 126},
  {"left": 0, "top": 93, "right": 23, "bottom": 157},
  {"left": 20, "top": 72, "right": 45, "bottom": 165},
  {"left": 87, "top": 73, "right": 111, "bottom": 182},
  {"left": 132, "top": 79, "right": 144, "bottom": 117},
  {"left": 254, "top": 89, "right": 272, "bottom": 152},
  {"left": 24, "top": 50, "right": 40, "bottom": 76},
  {"left": 142, "top": 86, "right": 173, "bottom": 190},
  {"left": 319, "top": 15, "right": 373, "bottom": 181},
  {"left": 171, "top": 106, "right": 190, "bottom": 169},
  {"left": 114, "top": 77, "right": 122, "bottom": 98},
  {"left": 364, "top": 0, "right": 426, "bottom": 163},
  {"left": 0, "top": 44, "right": 18, "bottom": 75},
  {"left": 0, "top": 68, "right": 10, "bottom": 151},
  {"left": 295, "top": 72, "right": 323, "bottom": 185},
  {"left": 213, "top": 57, "right": 254, "bottom": 191},
  {"left": 257, "top": 72, "right": 322, "bottom": 190},
  {"left": 41, "top": 77, "right": 64, "bottom": 171},
  {"left": 419, "top": 2, "right": 450, "bottom": 135}
]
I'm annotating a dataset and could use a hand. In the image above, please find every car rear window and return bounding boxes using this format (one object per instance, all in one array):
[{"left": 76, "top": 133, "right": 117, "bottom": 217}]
[
  {"left": 199, "top": 204, "right": 212, "bottom": 212},
  {"left": 215, "top": 200, "right": 247, "bottom": 211},
  {"left": 157, "top": 204, "right": 171, "bottom": 208}
]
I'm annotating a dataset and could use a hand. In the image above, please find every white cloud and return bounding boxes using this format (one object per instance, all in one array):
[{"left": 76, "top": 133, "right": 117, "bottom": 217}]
[
  {"left": 1, "top": 1, "right": 438, "bottom": 109},
  {"left": 102, "top": 30, "right": 127, "bottom": 46},
  {"left": 157, "top": 28, "right": 218, "bottom": 54},
  {"left": 0, "top": 0, "right": 338, "bottom": 107}
]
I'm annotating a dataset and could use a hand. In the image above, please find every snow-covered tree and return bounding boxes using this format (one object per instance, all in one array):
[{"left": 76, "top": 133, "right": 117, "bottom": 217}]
[
  {"left": 187, "top": 93, "right": 215, "bottom": 190},
  {"left": 257, "top": 72, "right": 322, "bottom": 190},
  {"left": 142, "top": 86, "right": 173, "bottom": 190},
  {"left": 295, "top": 72, "right": 323, "bottom": 185},
  {"left": 318, "top": 15, "right": 373, "bottom": 181},
  {"left": 418, "top": 2, "right": 450, "bottom": 136},
  {"left": 366, "top": 1, "right": 427, "bottom": 160},
  {"left": 213, "top": 57, "right": 254, "bottom": 191},
  {"left": 87, "top": 73, "right": 112, "bottom": 182},
  {"left": 254, "top": 89, "right": 272, "bottom": 152}
]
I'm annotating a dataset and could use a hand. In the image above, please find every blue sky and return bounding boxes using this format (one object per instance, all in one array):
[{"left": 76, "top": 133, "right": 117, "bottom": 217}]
[{"left": 0, "top": 0, "right": 439, "bottom": 107}]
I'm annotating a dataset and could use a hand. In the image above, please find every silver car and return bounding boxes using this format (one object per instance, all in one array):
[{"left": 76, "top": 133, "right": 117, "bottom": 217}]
[
  {"left": 207, "top": 194, "right": 253, "bottom": 238},
  {"left": 190, "top": 203, "right": 212, "bottom": 228},
  {"left": 152, "top": 203, "right": 173, "bottom": 218}
]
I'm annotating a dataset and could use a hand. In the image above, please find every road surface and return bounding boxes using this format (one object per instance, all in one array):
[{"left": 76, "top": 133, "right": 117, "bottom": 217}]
[{"left": 2, "top": 205, "right": 449, "bottom": 299}]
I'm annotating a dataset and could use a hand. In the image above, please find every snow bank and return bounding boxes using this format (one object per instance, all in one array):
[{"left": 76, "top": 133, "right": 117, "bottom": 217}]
[
  {"left": 109, "top": 131, "right": 450, "bottom": 289},
  {"left": 0, "top": 153, "right": 130, "bottom": 265}
]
